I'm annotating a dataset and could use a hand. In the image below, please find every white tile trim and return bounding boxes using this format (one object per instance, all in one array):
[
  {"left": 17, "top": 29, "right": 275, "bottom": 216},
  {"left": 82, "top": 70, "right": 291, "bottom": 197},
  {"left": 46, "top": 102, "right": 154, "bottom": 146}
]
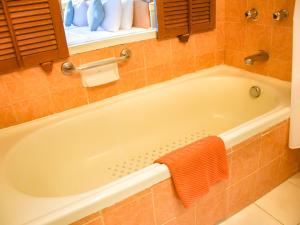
[{"left": 68, "top": 29, "right": 157, "bottom": 55}]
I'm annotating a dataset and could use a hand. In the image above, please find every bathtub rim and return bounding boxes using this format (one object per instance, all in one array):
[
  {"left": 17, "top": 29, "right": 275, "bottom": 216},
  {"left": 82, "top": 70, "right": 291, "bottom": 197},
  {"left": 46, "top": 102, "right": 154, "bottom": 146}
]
[{"left": 0, "top": 65, "right": 291, "bottom": 225}]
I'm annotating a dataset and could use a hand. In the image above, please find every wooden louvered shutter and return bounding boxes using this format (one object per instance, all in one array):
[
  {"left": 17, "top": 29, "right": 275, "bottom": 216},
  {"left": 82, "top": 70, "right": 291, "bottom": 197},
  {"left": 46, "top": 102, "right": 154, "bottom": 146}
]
[
  {"left": 0, "top": 0, "right": 68, "bottom": 72},
  {"left": 189, "top": 0, "right": 215, "bottom": 33},
  {"left": 156, "top": 0, "right": 216, "bottom": 40},
  {"left": 156, "top": 0, "right": 189, "bottom": 39},
  {"left": 0, "top": 1, "right": 18, "bottom": 73}
]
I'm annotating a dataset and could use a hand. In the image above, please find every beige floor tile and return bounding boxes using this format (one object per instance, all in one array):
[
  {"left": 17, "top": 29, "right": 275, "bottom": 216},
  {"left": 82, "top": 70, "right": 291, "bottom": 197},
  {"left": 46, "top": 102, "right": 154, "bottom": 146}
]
[
  {"left": 288, "top": 172, "right": 300, "bottom": 188},
  {"left": 256, "top": 182, "right": 300, "bottom": 225},
  {"left": 219, "top": 204, "right": 281, "bottom": 225}
]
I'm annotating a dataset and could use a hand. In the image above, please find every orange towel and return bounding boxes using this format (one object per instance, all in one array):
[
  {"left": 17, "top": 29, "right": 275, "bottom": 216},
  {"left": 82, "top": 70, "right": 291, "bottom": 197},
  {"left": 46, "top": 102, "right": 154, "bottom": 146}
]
[{"left": 155, "top": 136, "right": 229, "bottom": 208}]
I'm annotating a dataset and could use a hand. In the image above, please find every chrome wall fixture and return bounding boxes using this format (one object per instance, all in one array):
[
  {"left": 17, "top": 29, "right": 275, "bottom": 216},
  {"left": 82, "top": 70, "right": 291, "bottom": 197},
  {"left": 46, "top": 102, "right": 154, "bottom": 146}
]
[
  {"left": 61, "top": 49, "right": 132, "bottom": 75},
  {"left": 245, "top": 8, "right": 259, "bottom": 20},
  {"left": 244, "top": 50, "right": 269, "bottom": 65},
  {"left": 273, "top": 9, "right": 289, "bottom": 21}
]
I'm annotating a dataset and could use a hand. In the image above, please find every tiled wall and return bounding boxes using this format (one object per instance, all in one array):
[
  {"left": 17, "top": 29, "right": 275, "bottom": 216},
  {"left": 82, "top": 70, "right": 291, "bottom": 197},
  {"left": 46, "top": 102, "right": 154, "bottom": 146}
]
[
  {"left": 224, "top": 0, "right": 295, "bottom": 81},
  {"left": 0, "top": 0, "right": 225, "bottom": 129},
  {"left": 70, "top": 120, "right": 300, "bottom": 225}
]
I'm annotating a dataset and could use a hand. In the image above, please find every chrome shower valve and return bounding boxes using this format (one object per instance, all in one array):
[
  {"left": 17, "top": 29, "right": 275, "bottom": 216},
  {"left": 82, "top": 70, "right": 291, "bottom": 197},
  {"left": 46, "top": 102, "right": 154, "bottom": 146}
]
[{"left": 245, "top": 8, "right": 259, "bottom": 20}]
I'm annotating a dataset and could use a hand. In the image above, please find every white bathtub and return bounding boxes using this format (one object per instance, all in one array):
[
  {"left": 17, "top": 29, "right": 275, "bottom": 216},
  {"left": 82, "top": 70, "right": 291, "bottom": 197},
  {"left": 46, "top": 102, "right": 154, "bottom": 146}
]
[{"left": 0, "top": 65, "right": 290, "bottom": 225}]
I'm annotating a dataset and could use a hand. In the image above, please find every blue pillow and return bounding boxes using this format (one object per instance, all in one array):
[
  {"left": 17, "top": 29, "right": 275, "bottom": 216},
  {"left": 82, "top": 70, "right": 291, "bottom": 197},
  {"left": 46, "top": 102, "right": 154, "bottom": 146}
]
[
  {"left": 73, "top": 0, "right": 89, "bottom": 26},
  {"left": 64, "top": 0, "right": 74, "bottom": 27},
  {"left": 87, "top": 0, "right": 105, "bottom": 31}
]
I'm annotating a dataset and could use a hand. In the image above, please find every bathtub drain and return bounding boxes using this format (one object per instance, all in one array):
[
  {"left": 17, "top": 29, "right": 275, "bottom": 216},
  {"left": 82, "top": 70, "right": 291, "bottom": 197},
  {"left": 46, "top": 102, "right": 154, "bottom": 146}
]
[{"left": 249, "top": 86, "right": 261, "bottom": 98}]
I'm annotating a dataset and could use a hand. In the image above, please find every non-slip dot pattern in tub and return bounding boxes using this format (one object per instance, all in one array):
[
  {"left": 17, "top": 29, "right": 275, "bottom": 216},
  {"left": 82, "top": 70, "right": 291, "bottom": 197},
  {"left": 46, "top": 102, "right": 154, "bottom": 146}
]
[{"left": 108, "top": 129, "right": 212, "bottom": 178}]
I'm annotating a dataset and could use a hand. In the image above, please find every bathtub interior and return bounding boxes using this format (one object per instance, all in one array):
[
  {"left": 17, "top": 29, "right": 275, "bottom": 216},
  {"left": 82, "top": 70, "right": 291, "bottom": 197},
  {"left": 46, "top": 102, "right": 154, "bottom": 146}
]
[{"left": 3, "top": 67, "right": 288, "bottom": 199}]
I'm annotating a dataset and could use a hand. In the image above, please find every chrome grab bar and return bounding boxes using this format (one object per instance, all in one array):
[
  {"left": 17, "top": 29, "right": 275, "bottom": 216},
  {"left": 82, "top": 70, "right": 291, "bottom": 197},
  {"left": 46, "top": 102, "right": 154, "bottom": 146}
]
[{"left": 61, "top": 49, "right": 132, "bottom": 75}]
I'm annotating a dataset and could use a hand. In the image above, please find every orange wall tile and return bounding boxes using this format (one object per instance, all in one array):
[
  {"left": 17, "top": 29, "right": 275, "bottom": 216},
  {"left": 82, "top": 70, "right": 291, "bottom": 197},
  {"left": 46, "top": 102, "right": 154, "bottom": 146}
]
[
  {"left": 70, "top": 120, "right": 299, "bottom": 225},
  {"left": 70, "top": 212, "right": 103, "bottom": 225},
  {"left": 103, "top": 193, "right": 156, "bottom": 225},
  {"left": 230, "top": 135, "right": 260, "bottom": 185},
  {"left": 254, "top": 157, "right": 281, "bottom": 199},
  {"left": 226, "top": 172, "right": 257, "bottom": 216},
  {"left": 260, "top": 122, "right": 289, "bottom": 167},
  {"left": 152, "top": 179, "right": 187, "bottom": 225},
  {"left": 224, "top": 0, "right": 295, "bottom": 81},
  {"left": 171, "top": 208, "right": 195, "bottom": 225},
  {"left": 0, "top": 105, "right": 17, "bottom": 128},
  {"left": 196, "top": 189, "right": 227, "bottom": 225}
]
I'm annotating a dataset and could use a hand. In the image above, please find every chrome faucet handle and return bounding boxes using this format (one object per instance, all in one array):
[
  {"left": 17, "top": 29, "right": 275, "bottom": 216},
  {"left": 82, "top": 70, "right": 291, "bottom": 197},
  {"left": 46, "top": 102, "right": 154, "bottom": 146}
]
[
  {"left": 273, "top": 9, "right": 288, "bottom": 21},
  {"left": 245, "top": 8, "right": 259, "bottom": 20}
]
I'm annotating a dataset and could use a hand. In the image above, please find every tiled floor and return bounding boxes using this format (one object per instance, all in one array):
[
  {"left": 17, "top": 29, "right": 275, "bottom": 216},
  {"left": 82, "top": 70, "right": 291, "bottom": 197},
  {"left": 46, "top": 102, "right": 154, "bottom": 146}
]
[{"left": 220, "top": 172, "right": 300, "bottom": 225}]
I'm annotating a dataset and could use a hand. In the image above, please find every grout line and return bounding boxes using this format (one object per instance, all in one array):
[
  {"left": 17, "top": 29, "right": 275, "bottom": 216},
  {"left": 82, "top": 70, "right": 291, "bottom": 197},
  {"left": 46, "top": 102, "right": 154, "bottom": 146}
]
[
  {"left": 227, "top": 166, "right": 258, "bottom": 188},
  {"left": 257, "top": 133, "right": 263, "bottom": 168},
  {"left": 287, "top": 179, "right": 300, "bottom": 189},
  {"left": 228, "top": 153, "right": 283, "bottom": 188},
  {"left": 100, "top": 216, "right": 105, "bottom": 225},
  {"left": 254, "top": 203, "right": 285, "bottom": 225},
  {"left": 86, "top": 217, "right": 102, "bottom": 225},
  {"left": 150, "top": 189, "right": 158, "bottom": 225},
  {"left": 194, "top": 205, "right": 197, "bottom": 225},
  {"left": 79, "top": 215, "right": 102, "bottom": 225},
  {"left": 161, "top": 217, "right": 176, "bottom": 225},
  {"left": 268, "top": 18, "right": 274, "bottom": 77}
]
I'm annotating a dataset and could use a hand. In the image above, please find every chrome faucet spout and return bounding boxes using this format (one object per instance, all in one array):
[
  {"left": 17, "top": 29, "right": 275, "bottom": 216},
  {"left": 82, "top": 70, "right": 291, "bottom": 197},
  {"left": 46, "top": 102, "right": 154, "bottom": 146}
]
[{"left": 244, "top": 50, "right": 269, "bottom": 65}]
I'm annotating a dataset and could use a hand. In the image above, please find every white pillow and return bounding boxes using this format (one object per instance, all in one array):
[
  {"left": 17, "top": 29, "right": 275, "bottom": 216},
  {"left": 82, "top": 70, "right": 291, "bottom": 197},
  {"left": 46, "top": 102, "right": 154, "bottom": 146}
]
[
  {"left": 120, "top": 0, "right": 133, "bottom": 30},
  {"left": 101, "top": 0, "right": 122, "bottom": 32},
  {"left": 73, "top": 0, "right": 89, "bottom": 27}
]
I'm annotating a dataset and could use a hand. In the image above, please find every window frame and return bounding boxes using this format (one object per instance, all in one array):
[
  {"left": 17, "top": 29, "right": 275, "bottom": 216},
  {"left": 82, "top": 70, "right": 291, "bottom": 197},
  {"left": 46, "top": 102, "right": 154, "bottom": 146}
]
[
  {"left": 60, "top": 0, "right": 157, "bottom": 55},
  {"left": 68, "top": 28, "right": 156, "bottom": 54}
]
